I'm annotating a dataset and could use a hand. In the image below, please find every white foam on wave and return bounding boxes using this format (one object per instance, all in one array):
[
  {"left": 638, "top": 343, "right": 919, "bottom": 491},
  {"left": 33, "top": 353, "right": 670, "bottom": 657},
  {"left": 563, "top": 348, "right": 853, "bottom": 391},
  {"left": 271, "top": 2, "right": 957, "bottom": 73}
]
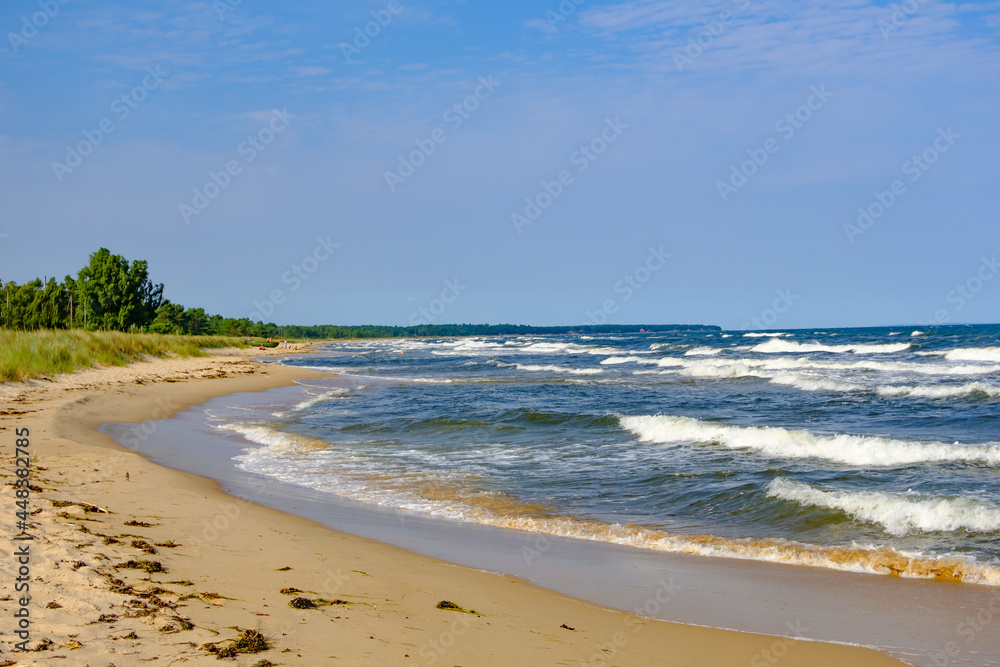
[
  {"left": 658, "top": 359, "right": 999, "bottom": 396},
  {"left": 679, "top": 361, "right": 768, "bottom": 379},
  {"left": 654, "top": 357, "right": 687, "bottom": 367},
  {"left": 767, "top": 373, "right": 861, "bottom": 393},
  {"left": 601, "top": 356, "right": 645, "bottom": 365},
  {"left": 515, "top": 363, "right": 604, "bottom": 376},
  {"left": 911, "top": 331, "right": 925, "bottom": 337},
  {"left": 644, "top": 355, "right": 1000, "bottom": 396},
  {"left": 751, "top": 339, "right": 914, "bottom": 355},
  {"left": 291, "top": 387, "right": 350, "bottom": 411},
  {"left": 218, "top": 423, "right": 331, "bottom": 453},
  {"left": 684, "top": 347, "right": 723, "bottom": 356},
  {"left": 876, "top": 383, "right": 1000, "bottom": 399},
  {"left": 767, "top": 478, "right": 1000, "bottom": 537},
  {"left": 618, "top": 414, "right": 1000, "bottom": 468},
  {"left": 944, "top": 347, "right": 1000, "bottom": 363},
  {"left": 520, "top": 342, "right": 587, "bottom": 354},
  {"left": 743, "top": 332, "right": 791, "bottom": 338},
  {"left": 419, "top": 338, "right": 623, "bottom": 358}
]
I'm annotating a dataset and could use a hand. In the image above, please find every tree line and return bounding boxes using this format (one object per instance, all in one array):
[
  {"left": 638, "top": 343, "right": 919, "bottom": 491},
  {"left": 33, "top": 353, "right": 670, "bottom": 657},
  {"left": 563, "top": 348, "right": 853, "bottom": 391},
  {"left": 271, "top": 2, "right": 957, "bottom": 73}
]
[{"left": 2, "top": 248, "right": 718, "bottom": 338}]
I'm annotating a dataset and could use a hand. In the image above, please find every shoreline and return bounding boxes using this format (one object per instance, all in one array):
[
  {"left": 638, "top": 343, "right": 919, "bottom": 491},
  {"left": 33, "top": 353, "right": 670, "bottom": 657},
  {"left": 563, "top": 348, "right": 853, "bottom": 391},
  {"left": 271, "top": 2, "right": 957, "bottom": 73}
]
[{"left": 1, "top": 351, "right": 908, "bottom": 665}]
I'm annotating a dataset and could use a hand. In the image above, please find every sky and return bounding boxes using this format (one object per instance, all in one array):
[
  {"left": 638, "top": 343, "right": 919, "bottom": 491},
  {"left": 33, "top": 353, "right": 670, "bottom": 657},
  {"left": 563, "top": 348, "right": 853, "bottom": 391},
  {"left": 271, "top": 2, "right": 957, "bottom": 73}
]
[{"left": 0, "top": 0, "right": 998, "bottom": 329}]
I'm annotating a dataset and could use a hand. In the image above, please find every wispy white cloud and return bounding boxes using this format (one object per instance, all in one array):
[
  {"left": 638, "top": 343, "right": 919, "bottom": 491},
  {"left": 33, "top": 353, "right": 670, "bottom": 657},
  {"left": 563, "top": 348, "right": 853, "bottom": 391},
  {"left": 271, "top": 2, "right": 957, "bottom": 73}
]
[
  {"left": 292, "top": 66, "right": 332, "bottom": 77},
  {"left": 566, "top": 0, "right": 999, "bottom": 79}
]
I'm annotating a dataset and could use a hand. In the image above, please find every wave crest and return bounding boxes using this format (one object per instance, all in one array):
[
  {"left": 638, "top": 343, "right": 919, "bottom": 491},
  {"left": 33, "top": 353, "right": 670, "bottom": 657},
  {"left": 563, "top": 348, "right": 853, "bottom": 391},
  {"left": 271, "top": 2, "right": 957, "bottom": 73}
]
[
  {"left": 618, "top": 414, "right": 1000, "bottom": 468},
  {"left": 767, "top": 478, "right": 1000, "bottom": 536},
  {"left": 944, "top": 347, "right": 1000, "bottom": 363},
  {"left": 751, "top": 339, "right": 914, "bottom": 355}
]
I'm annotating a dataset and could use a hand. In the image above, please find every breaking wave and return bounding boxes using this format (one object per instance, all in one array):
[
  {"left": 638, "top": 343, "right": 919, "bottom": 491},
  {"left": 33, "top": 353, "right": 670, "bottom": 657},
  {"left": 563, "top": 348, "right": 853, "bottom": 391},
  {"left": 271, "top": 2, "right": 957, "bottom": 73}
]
[
  {"left": 944, "top": 347, "right": 1000, "bottom": 363},
  {"left": 767, "top": 478, "right": 1000, "bottom": 537},
  {"left": 751, "top": 339, "right": 914, "bottom": 355},
  {"left": 618, "top": 414, "right": 1000, "bottom": 468}
]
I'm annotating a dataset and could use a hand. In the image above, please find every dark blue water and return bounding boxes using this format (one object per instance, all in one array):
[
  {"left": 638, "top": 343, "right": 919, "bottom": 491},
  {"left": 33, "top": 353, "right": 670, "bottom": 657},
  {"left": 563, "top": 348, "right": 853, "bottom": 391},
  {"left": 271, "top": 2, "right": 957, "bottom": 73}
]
[{"left": 212, "top": 325, "right": 1000, "bottom": 585}]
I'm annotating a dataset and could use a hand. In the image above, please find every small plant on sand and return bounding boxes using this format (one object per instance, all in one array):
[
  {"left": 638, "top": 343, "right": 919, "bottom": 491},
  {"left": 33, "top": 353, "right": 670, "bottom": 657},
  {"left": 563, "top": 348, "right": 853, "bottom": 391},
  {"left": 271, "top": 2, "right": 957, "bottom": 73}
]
[
  {"left": 118, "top": 559, "right": 165, "bottom": 574},
  {"left": 436, "top": 600, "right": 477, "bottom": 614},
  {"left": 287, "top": 596, "right": 346, "bottom": 609},
  {"left": 288, "top": 596, "right": 316, "bottom": 609},
  {"left": 130, "top": 539, "right": 157, "bottom": 554},
  {"left": 202, "top": 629, "right": 270, "bottom": 659}
]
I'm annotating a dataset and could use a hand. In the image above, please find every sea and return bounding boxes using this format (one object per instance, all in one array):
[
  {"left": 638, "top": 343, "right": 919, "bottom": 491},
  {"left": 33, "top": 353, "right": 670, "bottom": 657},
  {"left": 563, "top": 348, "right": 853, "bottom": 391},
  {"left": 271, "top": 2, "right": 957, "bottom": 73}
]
[{"left": 205, "top": 324, "right": 1000, "bottom": 588}]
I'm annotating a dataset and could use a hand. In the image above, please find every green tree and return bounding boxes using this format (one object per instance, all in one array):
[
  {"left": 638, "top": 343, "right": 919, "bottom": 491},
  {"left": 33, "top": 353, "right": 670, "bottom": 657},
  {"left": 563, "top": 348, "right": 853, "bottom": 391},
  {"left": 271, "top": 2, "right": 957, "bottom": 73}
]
[
  {"left": 75, "top": 248, "right": 164, "bottom": 331},
  {"left": 184, "top": 307, "right": 208, "bottom": 335},
  {"left": 148, "top": 301, "right": 186, "bottom": 334},
  {"left": 0, "top": 279, "right": 66, "bottom": 329}
]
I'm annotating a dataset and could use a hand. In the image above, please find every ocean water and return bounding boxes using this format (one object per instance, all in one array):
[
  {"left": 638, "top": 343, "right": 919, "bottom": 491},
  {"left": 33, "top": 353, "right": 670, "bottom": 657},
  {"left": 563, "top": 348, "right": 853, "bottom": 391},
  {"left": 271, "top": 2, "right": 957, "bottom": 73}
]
[{"left": 211, "top": 325, "right": 1000, "bottom": 586}]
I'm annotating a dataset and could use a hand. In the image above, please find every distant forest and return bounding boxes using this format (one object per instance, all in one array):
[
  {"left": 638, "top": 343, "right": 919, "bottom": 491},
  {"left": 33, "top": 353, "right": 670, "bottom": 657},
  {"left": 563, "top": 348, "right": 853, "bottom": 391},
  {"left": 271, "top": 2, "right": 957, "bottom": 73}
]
[{"left": 1, "top": 248, "right": 718, "bottom": 339}]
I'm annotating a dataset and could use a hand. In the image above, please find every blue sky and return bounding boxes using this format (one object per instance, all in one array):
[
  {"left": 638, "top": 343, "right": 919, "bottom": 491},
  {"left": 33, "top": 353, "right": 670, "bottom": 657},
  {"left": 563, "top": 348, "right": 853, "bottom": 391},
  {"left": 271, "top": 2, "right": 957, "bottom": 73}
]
[{"left": 1, "top": 0, "right": 998, "bottom": 329}]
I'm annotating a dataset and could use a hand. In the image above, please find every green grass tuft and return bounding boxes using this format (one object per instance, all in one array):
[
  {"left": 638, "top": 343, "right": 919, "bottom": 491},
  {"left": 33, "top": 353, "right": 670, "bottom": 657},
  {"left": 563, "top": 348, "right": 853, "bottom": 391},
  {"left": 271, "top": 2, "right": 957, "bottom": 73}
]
[{"left": 0, "top": 330, "right": 241, "bottom": 383}]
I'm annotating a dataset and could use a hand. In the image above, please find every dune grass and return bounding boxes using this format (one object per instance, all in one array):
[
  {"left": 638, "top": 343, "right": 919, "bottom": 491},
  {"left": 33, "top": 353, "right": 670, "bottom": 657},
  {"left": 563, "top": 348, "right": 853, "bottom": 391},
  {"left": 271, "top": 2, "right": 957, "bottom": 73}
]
[{"left": 0, "top": 330, "right": 242, "bottom": 383}]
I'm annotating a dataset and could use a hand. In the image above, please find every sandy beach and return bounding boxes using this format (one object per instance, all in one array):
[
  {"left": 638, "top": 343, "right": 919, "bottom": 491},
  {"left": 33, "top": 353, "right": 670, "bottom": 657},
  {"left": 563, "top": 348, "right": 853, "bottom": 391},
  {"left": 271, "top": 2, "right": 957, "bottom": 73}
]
[{"left": 0, "top": 349, "right": 908, "bottom": 666}]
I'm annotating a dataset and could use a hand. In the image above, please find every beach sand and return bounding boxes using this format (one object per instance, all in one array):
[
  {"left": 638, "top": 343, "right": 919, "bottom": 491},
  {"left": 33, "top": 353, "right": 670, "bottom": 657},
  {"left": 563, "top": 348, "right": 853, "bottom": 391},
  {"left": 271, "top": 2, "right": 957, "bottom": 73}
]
[{"left": 0, "top": 349, "right": 908, "bottom": 666}]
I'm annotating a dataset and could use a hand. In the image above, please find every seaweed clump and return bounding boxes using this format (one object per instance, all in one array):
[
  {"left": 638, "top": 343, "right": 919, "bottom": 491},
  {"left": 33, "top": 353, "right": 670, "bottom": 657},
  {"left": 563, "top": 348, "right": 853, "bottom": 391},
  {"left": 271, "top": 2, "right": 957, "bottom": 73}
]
[
  {"left": 118, "top": 559, "right": 165, "bottom": 574},
  {"left": 203, "top": 629, "right": 270, "bottom": 659},
  {"left": 436, "top": 600, "right": 477, "bottom": 614}
]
